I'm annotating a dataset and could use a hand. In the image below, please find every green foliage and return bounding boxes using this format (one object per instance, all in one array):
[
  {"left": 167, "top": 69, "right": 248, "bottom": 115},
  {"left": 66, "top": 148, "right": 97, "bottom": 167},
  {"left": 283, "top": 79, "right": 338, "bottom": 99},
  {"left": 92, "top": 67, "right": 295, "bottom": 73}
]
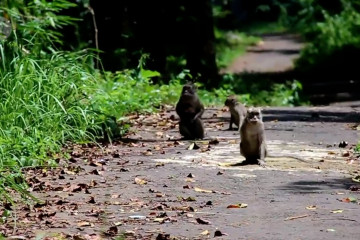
[
  {"left": 355, "top": 142, "right": 360, "bottom": 154},
  {"left": 276, "top": 0, "right": 360, "bottom": 70},
  {"left": 217, "top": 74, "right": 306, "bottom": 107}
]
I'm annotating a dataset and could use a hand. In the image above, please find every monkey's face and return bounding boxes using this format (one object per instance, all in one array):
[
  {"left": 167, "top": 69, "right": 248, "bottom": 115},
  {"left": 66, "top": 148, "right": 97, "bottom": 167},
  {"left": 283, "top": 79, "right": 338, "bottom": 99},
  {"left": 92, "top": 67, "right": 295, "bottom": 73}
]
[
  {"left": 246, "top": 108, "right": 262, "bottom": 123},
  {"left": 182, "top": 84, "right": 195, "bottom": 96}
]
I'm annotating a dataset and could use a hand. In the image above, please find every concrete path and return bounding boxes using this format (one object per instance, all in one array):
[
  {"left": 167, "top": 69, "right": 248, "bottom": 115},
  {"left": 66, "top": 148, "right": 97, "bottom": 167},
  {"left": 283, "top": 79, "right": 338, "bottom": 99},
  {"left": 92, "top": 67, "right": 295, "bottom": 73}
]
[{"left": 223, "top": 34, "right": 303, "bottom": 74}]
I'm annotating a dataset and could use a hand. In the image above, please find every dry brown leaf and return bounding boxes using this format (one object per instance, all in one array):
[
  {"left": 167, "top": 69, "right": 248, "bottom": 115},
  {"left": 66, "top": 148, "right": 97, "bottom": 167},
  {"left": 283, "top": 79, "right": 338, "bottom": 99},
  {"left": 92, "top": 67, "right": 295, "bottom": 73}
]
[
  {"left": 196, "top": 217, "right": 211, "bottom": 224},
  {"left": 227, "top": 203, "right": 248, "bottom": 208}
]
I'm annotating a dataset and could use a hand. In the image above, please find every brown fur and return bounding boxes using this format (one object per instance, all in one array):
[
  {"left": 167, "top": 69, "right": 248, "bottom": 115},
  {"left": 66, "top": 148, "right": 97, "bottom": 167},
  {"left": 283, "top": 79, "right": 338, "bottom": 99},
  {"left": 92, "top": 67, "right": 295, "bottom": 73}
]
[
  {"left": 240, "top": 107, "right": 267, "bottom": 166},
  {"left": 175, "top": 83, "right": 205, "bottom": 139},
  {"left": 224, "top": 95, "right": 247, "bottom": 130}
]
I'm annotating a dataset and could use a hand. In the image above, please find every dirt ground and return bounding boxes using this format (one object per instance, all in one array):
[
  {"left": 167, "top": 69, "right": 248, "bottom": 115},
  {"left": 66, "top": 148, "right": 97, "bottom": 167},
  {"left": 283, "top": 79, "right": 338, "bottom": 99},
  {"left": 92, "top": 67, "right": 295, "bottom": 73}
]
[
  {"left": 2, "top": 105, "right": 360, "bottom": 240},
  {"left": 2, "top": 34, "right": 360, "bottom": 240}
]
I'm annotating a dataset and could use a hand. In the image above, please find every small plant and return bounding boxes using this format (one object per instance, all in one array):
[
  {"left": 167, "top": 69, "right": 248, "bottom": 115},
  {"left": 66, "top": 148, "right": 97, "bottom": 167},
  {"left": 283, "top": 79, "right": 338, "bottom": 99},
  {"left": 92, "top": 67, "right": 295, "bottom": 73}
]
[{"left": 354, "top": 142, "right": 360, "bottom": 154}]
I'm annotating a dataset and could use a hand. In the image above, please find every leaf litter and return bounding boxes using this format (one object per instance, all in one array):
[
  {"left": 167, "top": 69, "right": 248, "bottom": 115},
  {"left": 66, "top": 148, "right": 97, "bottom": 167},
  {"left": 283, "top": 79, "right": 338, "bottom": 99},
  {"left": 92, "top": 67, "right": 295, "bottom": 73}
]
[{"left": 5, "top": 107, "right": 360, "bottom": 239}]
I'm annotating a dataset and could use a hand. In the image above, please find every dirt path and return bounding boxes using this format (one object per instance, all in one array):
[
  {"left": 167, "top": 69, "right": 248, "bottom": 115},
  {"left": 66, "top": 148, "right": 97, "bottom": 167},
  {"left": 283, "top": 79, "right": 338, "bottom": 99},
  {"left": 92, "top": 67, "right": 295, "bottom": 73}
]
[
  {"left": 222, "top": 33, "right": 303, "bottom": 74},
  {"left": 4, "top": 105, "right": 360, "bottom": 240}
]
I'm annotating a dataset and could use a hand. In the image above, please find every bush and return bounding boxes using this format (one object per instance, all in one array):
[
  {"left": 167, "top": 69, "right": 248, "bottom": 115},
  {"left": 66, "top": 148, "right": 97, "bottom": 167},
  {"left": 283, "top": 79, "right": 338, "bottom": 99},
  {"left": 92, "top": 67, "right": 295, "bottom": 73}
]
[{"left": 277, "top": 0, "right": 360, "bottom": 71}]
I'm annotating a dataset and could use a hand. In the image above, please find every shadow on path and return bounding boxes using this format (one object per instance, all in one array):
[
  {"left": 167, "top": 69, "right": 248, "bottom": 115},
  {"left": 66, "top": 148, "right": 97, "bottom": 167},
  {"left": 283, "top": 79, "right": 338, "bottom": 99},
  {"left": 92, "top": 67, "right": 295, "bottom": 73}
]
[{"left": 279, "top": 177, "right": 355, "bottom": 193}]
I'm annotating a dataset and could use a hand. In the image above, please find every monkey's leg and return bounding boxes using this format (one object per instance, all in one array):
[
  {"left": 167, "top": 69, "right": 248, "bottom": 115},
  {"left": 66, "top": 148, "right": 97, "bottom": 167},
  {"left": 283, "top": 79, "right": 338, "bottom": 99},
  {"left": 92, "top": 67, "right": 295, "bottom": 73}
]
[
  {"left": 257, "top": 142, "right": 267, "bottom": 167},
  {"left": 191, "top": 118, "right": 205, "bottom": 139},
  {"left": 179, "top": 122, "right": 193, "bottom": 140}
]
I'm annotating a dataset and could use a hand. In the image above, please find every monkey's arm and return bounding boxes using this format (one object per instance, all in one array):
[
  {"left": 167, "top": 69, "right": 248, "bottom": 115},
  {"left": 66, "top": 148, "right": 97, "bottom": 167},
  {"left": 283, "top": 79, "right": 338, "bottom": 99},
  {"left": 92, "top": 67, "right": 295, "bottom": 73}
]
[
  {"left": 257, "top": 131, "right": 267, "bottom": 167},
  {"left": 228, "top": 115, "right": 234, "bottom": 130},
  {"left": 192, "top": 104, "right": 204, "bottom": 121}
]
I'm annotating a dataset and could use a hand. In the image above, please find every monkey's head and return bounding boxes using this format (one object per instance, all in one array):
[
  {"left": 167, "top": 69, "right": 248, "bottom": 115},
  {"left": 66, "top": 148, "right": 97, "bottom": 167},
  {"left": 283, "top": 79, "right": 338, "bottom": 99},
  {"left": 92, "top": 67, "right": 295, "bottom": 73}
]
[
  {"left": 246, "top": 107, "right": 263, "bottom": 124},
  {"left": 224, "top": 95, "right": 238, "bottom": 107},
  {"left": 181, "top": 83, "right": 197, "bottom": 97}
]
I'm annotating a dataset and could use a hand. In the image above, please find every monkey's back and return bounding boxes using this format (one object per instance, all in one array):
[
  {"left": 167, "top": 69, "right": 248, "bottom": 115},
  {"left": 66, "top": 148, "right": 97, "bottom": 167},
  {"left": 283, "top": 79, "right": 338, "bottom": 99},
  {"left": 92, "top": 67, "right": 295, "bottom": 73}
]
[{"left": 230, "top": 104, "right": 246, "bottom": 127}]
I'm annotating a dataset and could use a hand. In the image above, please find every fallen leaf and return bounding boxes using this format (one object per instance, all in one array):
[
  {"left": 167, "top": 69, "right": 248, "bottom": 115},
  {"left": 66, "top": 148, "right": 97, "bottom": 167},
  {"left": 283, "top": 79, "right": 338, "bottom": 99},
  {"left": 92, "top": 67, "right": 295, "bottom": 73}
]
[
  {"left": 154, "top": 218, "right": 165, "bottom": 223},
  {"left": 134, "top": 177, "right": 147, "bottom": 185},
  {"left": 352, "top": 175, "right": 360, "bottom": 183},
  {"left": 285, "top": 214, "right": 309, "bottom": 221},
  {"left": 349, "top": 185, "right": 360, "bottom": 191},
  {"left": 184, "top": 196, "right": 196, "bottom": 202},
  {"left": 194, "top": 187, "right": 213, "bottom": 193},
  {"left": 156, "top": 233, "right": 171, "bottom": 240},
  {"left": 331, "top": 209, "right": 344, "bottom": 213},
  {"left": 343, "top": 152, "right": 350, "bottom": 157},
  {"left": 187, "top": 173, "right": 195, "bottom": 178},
  {"left": 129, "top": 215, "right": 146, "bottom": 220},
  {"left": 227, "top": 203, "right": 248, "bottom": 209},
  {"left": 209, "top": 139, "right": 219, "bottom": 145},
  {"left": 155, "top": 132, "right": 164, "bottom": 137},
  {"left": 340, "top": 197, "right": 357, "bottom": 203},
  {"left": 77, "top": 221, "right": 92, "bottom": 227},
  {"left": 87, "top": 196, "right": 96, "bottom": 204},
  {"left": 187, "top": 142, "right": 200, "bottom": 150},
  {"left": 196, "top": 217, "right": 211, "bottom": 225},
  {"left": 104, "top": 226, "right": 118, "bottom": 236},
  {"left": 306, "top": 205, "right": 317, "bottom": 210},
  {"left": 214, "top": 230, "right": 228, "bottom": 237},
  {"left": 142, "top": 150, "right": 153, "bottom": 156},
  {"left": 73, "top": 235, "right": 87, "bottom": 240},
  {"left": 338, "top": 141, "right": 348, "bottom": 148},
  {"left": 200, "top": 230, "right": 210, "bottom": 236},
  {"left": 156, "top": 162, "right": 165, "bottom": 167},
  {"left": 64, "top": 170, "right": 76, "bottom": 175}
]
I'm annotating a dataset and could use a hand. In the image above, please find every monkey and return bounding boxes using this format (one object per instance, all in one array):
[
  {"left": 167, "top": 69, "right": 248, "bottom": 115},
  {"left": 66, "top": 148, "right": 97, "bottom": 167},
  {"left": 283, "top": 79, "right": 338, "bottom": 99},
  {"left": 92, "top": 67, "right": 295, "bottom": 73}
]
[
  {"left": 239, "top": 107, "right": 309, "bottom": 167},
  {"left": 175, "top": 83, "right": 205, "bottom": 140},
  {"left": 224, "top": 95, "right": 247, "bottom": 130},
  {"left": 240, "top": 107, "right": 267, "bottom": 167}
]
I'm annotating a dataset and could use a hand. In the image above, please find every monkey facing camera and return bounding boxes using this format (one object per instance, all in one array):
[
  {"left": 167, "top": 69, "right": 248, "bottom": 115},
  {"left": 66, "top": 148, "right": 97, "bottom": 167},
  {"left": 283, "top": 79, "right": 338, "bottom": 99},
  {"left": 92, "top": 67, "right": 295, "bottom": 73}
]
[
  {"left": 240, "top": 107, "right": 267, "bottom": 166},
  {"left": 175, "top": 83, "right": 205, "bottom": 140}
]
